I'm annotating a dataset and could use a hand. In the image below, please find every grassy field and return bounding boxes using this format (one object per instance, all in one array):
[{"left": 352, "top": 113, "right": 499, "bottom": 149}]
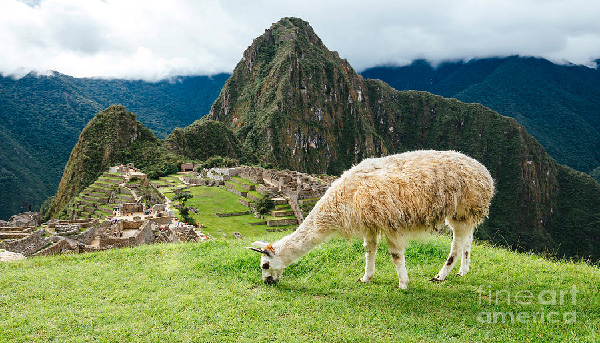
[
  {"left": 161, "top": 185, "right": 295, "bottom": 238},
  {"left": 1, "top": 233, "right": 598, "bottom": 342}
]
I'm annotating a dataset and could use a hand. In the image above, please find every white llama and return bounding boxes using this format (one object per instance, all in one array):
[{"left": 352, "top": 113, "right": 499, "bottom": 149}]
[{"left": 249, "top": 150, "right": 495, "bottom": 289}]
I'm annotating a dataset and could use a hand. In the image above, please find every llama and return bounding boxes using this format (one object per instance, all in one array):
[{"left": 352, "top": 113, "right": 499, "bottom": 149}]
[{"left": 249, "top": 150, "right": 495, "bottom": 289}]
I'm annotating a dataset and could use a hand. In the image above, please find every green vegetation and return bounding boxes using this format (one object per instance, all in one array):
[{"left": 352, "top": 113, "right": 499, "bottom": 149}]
[
  {"left": 361, "top": 57, "right": 600, "bottom": 174},
  {"left": 173, "top": 190, "right": 195, "bottom": 224},
  {"left": 162, "top": 185, "right": 267, "bottom": 237},
  {"left": 0, "top": 235, "right": 598, "bottom": 342},
  {"left": 0, "top": 72, "right": 227, "bottom": 220},
  {"left": 165, "top": 120, "right": 241, "bottom": 161},
  {"left": 255, "top": 197, "right": 274, "bottom": 215},
  {"left": 591, "top": 167, "right": 600, "bottom": 184}
]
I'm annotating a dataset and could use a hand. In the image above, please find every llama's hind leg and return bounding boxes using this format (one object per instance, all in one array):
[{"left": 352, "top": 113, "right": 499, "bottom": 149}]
[
  {"left": 387, "top": 234, "right": 409, "bottom": 289},
  {"left": 457, "top": 231, "right": 474, "bottom": 276},
  {"left": 431, "top": 219, "right": 472, "bottom": 282},
  {"left": 359, "top": 231, "right": 379, "bottom": 283}
]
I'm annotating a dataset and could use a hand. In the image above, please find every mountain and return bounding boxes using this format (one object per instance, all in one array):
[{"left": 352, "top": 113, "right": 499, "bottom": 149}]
[
  {"left": 207, "top": 17, "right": 382, "bottom": 175},
  {"left": 47, "top": 105, "right": 180, "bottom": 218},
  {"left": 0, "top": 72, "right": 227, "bottom": 219},
  {"left": 204, "top": 17, "right": 600, "bottom": 260},
  {"left": 165, "top": 120, "right": 242, "bottom": 161},
  {"left": 361, "top": 57, "right": 600, "bottom": 174}
]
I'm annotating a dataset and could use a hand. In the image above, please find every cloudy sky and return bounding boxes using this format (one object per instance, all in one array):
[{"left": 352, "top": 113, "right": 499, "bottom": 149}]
[{"left": 1, "top": 0, "right": 599, "bottom": 80}]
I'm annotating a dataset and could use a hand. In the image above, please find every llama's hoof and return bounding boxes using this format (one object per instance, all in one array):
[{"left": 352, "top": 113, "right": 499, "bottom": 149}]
[
  {"left": 358, "top": 277, "right": 370, "bottom": 283},
  {"left": 456, "top": 272, "right": 464, "bottom": 277},
  {"left": 429, "top": 276, "right": 443, "bottom": 282},
  {"left": 398, "top": 283, "right": 408, "bottom": 290}
]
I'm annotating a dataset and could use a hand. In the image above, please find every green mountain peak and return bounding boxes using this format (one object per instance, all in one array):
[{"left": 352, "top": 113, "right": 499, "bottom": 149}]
[
  {"left": 49, "top": 105, "right": 173, "bottom": 218},
  {"left": 207, "top": 17, "right": 376, "bottom": 174}
]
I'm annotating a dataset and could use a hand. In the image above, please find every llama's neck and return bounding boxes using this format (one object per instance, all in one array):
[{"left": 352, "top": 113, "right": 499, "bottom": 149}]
[{"left": 274, "top": 216, "right": 333, "bottom": 267}]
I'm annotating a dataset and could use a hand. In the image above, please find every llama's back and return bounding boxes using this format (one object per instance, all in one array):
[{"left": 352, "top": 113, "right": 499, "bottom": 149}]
[{"left": 320, "top": 150, "right": 494, "bottom": 236}]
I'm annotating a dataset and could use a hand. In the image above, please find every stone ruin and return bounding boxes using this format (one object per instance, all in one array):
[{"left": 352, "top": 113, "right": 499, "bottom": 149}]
[
  {"left": 2, "top": 212, "right": 41, "bottom": 228},
  {"left": 0, "top": 215, "right": 209, "bottom": 260}
]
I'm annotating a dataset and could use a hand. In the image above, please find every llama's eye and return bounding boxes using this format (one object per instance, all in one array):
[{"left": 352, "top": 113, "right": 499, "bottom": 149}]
[{"left": 262, "top": 262, "right": 270, "bottom": 270}]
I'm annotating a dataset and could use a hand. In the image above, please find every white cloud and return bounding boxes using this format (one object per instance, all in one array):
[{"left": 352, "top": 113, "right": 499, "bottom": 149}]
[{"left": 1, "top": 0, "right": 599, "bottom": 80}]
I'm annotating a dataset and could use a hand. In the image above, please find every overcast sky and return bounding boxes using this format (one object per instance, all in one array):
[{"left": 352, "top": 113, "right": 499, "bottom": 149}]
[{"left": 1, "top": 0, "right": 599, "bottom": 80}]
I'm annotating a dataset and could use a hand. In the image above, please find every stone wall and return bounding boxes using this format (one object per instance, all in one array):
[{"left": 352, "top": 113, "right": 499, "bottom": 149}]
[
  {"left": 137, "top": 221, "right": 155, "bottom": 245},
  {"left": 267, "top": 218, "right": 298, "bottom": 227},
  {"left": 5, "top": 212, "right": 41, "bottom": 227},
  {"left": 33, "top": 239, "right": 74, "bottom": 256},
  {"left": 121, "top": 203, "right": 144, "bottom": 214},
  {"left": 238, "top": 167, "right": 264, "bottom": 184},
  {"left": 238, "top": 198, "right": 253, "bottom": 207},
  {"left": 119, "top": 220, "right": 144, "bottom": 230},
  {"left": 215, "top": 211, "right": 250, "bottom": 217},
  {"left": 0, "top": 229, "right": 50, "bottom": 256}
]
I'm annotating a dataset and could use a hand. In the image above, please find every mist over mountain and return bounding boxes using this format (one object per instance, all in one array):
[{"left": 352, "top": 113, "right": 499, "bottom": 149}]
[
  {"left": 361, "top": 57, "right": 600, "bottom": 174},
  {"left": 0, "top": 72, "right": 227, "bottom": 219}
]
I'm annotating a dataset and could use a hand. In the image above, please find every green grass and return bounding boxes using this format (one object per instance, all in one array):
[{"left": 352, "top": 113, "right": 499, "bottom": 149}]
[
  {"left": 231, "top": 176, "right": 256, "bottom": 186},
  {"left": 0, "top": 234, "right": 598, "bottom": 342},
  {"left": 162, "top": 176, "right": 183, "bottom": 184},
  {"left": 246, "top": 189, "right": 264, "bottom": 200},
  {"left": 165, "top": 186, "right": 269, "bottom": 237},
  {"left": 151, "top": 179, "right": 169, "bottom": 186},
  {"left": 224, "top": 180, "right": 250, "bottom": 194}
]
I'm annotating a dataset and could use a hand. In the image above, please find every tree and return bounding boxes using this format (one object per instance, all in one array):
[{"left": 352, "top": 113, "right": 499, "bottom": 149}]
[
  {"left": 173, "top": 191, "right": 195, "bottom": 225},
  {"left": 173, "top": 191, "right": 193, "bottom": 208}
]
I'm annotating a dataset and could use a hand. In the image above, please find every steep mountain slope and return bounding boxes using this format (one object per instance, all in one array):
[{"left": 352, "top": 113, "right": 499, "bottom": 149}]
[
  {"left": 0, "top": 72, "right": 226, "bottom": 219},
  {"left": 0, "top": 128, "right": 50, "bottom": 217},
  {"left": 165, "top": 120, "right": 241, "bottom": 161},
  {"left": 205, "top": 17, "right": 600, "bottom": 260},
  {"left": 361, "top": 57, "right": 600, "bottom": 173},
  {"left": 48, "top": 105, "right": 179, "bottom": 218},
  {"left": 207, "top": 17, "right": 381, "bottom": 175}
]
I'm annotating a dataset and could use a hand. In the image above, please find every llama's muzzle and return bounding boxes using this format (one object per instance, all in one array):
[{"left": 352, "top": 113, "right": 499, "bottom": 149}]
[{"left": 264, "top": 276, "right": 277, "bottom": 285}]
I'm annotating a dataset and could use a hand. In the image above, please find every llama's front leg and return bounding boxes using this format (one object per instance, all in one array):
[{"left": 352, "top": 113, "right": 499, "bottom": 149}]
[
  {"left": 431, "top": 229, "right": 467, "bottom": 282},
  {"left": 359, "top": 233, "right": 378, "bottom": 283},
  {"left": 387, "top": 236, "right": 409, "bottom": 289}
]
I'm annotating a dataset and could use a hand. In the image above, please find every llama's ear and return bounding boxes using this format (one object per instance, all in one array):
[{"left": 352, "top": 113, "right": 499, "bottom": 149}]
[
  {"left": 247, "top": 247, "right": 264, "bottom": 254},
  {"left": 252, "top": 241, "right": 269, "bottom": 249},
  {"left": 246, "top": 246, "right": 274, "bottom": 257}
]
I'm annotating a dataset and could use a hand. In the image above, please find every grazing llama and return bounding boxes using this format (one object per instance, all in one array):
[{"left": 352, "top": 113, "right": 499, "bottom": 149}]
[{"left": 249, "top": 150, "right": 495, "bottom": 289}]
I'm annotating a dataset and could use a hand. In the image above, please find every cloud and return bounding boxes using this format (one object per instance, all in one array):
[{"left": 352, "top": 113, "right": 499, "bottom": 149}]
[{"left": 1, "top": 0, "right": 599, "bottom": 80}]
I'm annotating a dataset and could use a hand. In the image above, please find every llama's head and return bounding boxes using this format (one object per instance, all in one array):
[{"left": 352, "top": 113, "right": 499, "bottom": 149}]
[{"left": 248, "top": 241, "right": 285, "bottom": 285}]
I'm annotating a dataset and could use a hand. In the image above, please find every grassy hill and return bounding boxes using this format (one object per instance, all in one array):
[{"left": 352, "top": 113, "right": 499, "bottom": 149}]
[{"left": 1, "top": 234, "right": 598, "bottom": 342}]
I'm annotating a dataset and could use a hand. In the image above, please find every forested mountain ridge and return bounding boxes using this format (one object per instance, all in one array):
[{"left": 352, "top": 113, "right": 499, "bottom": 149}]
[
  {"left": 361, "top": 57, "right": 600, "bottom": 175},
  {"left": 204, "top": 17, "right": 600, "bottom": 260},
  {"left": 0, "top": 72, "right": 227, "bottom": 219}
]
